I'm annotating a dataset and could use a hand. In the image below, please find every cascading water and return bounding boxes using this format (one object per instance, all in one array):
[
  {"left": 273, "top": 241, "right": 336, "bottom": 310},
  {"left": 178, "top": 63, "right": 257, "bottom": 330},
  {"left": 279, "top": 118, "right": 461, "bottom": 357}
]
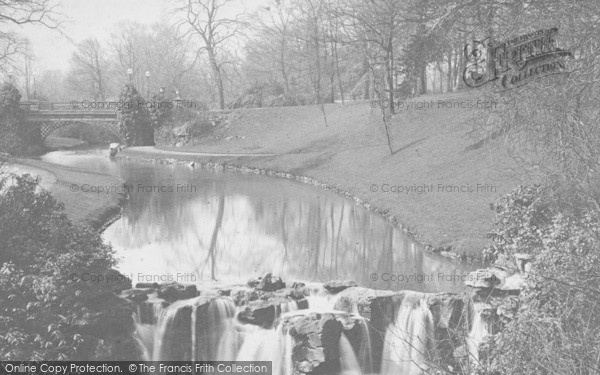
[
  {"left": 339, "top": 334, "right": 363, "bottom": 375},
  {"left": 237, "top": 312, "right": 364, "bottom": 375},
  {"left": 134, "top": 296, "right": 303, "bottom": 365},
  {"left": 351, "top": 303, "right": 374, "bottom": 374},
  {"left": 133, "top": 291, "right": 437, "bottom": 375},
  {"left": 466, "top": 302, "right": 490, "bottom": 366},
  {"left": 306, "top": 291, "right": 340, "bottom": 311},
  {"left": 236, "top": 324, "right": 294, "bottom": 375},
  {"left": 133, "top": 297, "right": 241, "bottom": 361},
  {"left": 380, "top": 293, "right": 434, "bottom": 375},
  {"left": 133, "top": 302, "right": 164, "bottom": 361}
]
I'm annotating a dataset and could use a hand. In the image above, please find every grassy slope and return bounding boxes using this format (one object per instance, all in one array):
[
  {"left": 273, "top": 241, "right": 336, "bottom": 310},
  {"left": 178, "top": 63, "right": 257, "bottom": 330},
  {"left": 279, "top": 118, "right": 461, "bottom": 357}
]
[
  {"left": 132, "top": 91, "right": 525, "bottom": 256},
  {"left": 15, "top": 159, "right": 125, "bottom": 229}
]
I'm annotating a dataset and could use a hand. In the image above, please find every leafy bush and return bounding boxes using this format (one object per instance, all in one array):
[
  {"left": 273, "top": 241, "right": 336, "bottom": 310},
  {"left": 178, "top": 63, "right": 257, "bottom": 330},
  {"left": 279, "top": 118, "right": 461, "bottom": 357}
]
[
  {"left": 482, "top": 185, "right": 600, "bottom": 374},
  {"left": 483, "top": 185, "right": 553, "bottom": 264},
  {"left": 153, "top": 108, "right": 225, "bottom": 147},
  {"left": 117, "top": 85, "right": 153, "bottom": 146},
  {"left": 0, "top": 174, "right": 138, "bottom": 360},
  {"left": 0, "top": 83, "right": 42, "bottom": 155},
  {"left": 492, "top": 209, "right": 600, "bottom": 374},
  {"left": 149, "top": 91, "right": 173, "bottom": 130}
]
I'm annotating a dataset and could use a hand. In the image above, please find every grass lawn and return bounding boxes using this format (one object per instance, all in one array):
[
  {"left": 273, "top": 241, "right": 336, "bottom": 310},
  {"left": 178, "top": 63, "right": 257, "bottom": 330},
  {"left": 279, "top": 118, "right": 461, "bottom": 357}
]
[{"left": 14, "top": 158, "right": 125, "bottom": 229}]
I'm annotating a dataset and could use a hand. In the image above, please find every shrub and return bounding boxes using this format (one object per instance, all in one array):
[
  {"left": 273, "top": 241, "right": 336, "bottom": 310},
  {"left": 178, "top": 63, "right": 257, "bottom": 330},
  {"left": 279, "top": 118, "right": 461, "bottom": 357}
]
[
  {"left": 483, "top": 185, "right": 600, "bottom": 374},
  {"left": 0, "top": 174, "right": 138, "bottom": 360},
  {"left": 492, "top": 209, "right": 600, "bottom": 374},
  {"left": 483, "top": 185, "right": 553, "bottom": 264},
  {"left": 0, "top": 83, "right": 41, "bottom": 155},
  {"left": 117, "top": 85, "right": 153, "bottom": 146}
]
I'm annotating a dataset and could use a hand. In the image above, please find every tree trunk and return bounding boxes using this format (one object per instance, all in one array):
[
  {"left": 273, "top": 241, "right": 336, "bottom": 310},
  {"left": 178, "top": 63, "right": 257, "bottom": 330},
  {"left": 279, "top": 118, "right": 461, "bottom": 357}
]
[
  {"left": 208, "top": 49, "right": 225, "bottom": 110},
  {"left": 420, "top": 64, "right": 427, "bottom": 95},
  {"left": 281, "top": 40, "right": 290, "bottom": 95},
  {"left": 386, "top": 34, "right": 395, "bottom": 114},
  {"left": 457, "top": 45, "right": 466, "bottom": 89},
  {"left": 447, "top": 50, "right": 453, "bottom": 92},
  {"left": 334, "top": 40, "right": 344, "bottom": 103},
  {"left": 363, "top": 55, "right": 370, "bottom": 99}
]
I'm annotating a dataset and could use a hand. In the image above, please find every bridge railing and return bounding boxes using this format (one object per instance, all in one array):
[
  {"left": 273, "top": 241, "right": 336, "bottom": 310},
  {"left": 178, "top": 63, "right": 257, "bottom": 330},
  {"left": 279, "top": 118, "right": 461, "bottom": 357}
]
[{"left": 19, "top": 101, "right": 119, "bottom": 112}]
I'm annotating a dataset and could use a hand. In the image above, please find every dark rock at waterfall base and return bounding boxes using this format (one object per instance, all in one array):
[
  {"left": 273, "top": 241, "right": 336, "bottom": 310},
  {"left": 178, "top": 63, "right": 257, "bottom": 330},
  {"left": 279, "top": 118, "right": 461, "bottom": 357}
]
[
  {"left": 287, "top": 286, "right": 310, "bottom": 300},
  {"left": 248, "top": 272, "right": 286, "bottom": 291},
  {"left": 280, "top": 312, "right": 365, "bottom": 375},
  {"left": 238, "top": 297, "right": 308, "bottom": 327},
  {"left": 157, "top": 283, "right": 198, "bottom": 301},
  {"left": 333, "top": 287, "right": 397, "bottom": 320},
  {"left": 218, "top": 289, "right": 231, "bottom": 296},
  {"left": 323, "top": 280, "right": 358, "bottom": 294},
  {"left": 291, "top": 282, "right": 306, "bottom": 288}
]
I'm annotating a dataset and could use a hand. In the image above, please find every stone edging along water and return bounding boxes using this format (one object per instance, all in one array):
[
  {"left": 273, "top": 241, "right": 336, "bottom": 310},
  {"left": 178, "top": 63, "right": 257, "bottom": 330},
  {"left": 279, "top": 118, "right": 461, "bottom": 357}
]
[{"left": 116, "top": 149, "right": 475, "bottom": 264}]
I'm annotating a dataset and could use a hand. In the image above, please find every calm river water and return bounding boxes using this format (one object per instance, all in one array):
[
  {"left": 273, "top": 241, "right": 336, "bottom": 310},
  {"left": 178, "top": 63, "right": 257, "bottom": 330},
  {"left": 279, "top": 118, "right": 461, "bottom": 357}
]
[{"left": 41, "top": 148, "right": 476, "bottom": 292}]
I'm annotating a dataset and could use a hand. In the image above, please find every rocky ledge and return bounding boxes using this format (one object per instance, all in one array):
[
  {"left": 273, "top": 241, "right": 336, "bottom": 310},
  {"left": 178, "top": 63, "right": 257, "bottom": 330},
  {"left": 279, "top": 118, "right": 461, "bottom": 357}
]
[{"left": 119, "top": 274, "right": 479, "bottom": 374}]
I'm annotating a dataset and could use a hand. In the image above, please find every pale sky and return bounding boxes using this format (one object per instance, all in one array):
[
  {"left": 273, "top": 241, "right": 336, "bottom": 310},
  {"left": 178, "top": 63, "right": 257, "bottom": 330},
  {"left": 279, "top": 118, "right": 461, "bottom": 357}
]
[{"left": 17, "top": 0, "right": 264, "bottom": 72}]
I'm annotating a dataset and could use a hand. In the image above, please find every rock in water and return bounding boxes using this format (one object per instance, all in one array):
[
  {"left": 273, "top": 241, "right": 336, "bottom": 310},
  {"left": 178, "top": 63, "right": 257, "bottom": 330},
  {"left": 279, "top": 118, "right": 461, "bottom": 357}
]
[
  {"left": 157, "top": 283, "right": 198, "bottom": 301},
  {"left": 323, "top": 280, "right": 358, "bottom": 294},
  {"left": 248, "top": 273, "right": 286, "bottom": 291}
]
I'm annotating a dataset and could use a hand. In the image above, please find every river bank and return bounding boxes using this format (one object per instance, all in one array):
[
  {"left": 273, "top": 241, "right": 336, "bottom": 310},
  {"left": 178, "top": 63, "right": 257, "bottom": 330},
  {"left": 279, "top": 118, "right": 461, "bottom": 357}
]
[
  {"left": 12, "top": 157, "right": 126, "bottom": 230},
  {"left": 127, "top": 92, "right": 524, "bottom": 258}
]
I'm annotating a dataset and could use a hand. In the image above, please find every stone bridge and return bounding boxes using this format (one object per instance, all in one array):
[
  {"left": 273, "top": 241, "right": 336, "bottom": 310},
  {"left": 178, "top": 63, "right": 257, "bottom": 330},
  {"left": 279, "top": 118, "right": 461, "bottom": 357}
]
[{"left": 20, "top": 101, "right": 125, "bottom": 143}]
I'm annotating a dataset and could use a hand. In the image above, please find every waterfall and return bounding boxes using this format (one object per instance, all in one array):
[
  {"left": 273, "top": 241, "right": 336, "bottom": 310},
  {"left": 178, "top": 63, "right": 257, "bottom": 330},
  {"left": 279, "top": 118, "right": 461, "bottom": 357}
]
[
  {"left": 236, "top": 324, "right": 293, "bottom": 375},
  {"left": 306, "top": 291, "right": 340, "bottom": 312},
  {"left": 380, "top": 293, "right": 434, "bottom": 375},
  {"left": 351, "top": 303, "right": 374, "bottom": 374},
  {"left": 467, "top": 302, "right": 490, "bottom": 365},
  {"left": 133, "top": 302, "right": 164, "bottom": 361},
  {"left": 281, "top": 300, "right": 299, "bottom": 314},
  {"left": 134, "top": 297, "right": 303, "bottom": 363},
  {"left": 135, "top": 297, "right": 240, "bottom": 361},
  {"left": 339, "top": 334, "right": 363, "bottom": 375}
]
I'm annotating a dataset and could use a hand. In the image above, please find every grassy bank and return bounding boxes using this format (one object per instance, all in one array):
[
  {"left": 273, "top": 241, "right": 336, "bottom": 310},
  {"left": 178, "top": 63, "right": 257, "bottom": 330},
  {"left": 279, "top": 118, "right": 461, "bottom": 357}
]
[
  {"left": 14, "top": 158, "right": 125, "bottom": 229},
  {"left": 128, "top": 91, "right": 524, "bottom": 257}
]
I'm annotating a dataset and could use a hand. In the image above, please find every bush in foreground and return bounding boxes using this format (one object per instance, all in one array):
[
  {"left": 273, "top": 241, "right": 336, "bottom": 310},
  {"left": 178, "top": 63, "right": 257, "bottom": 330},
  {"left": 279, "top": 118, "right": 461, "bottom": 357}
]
[
  {"left": 0, "top": 174, "right": 138, "bottom": 360},
  {"left": 486, "top": 186, "right": 600, "bottom": 374}
]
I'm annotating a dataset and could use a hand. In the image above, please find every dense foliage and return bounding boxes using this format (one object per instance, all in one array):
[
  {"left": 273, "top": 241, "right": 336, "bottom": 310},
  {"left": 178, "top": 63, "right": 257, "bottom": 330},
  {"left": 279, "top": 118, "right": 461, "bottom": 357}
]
[
  {"left": 0, "top": 174, "right": 137, "bottom": 360},
  {"left": 0, "top": 83, "right": 41, "bottom": 155},
  {"left": 118, "top": 85, "right": 153, "bottom": 146},
  {"left": 153, "top": 107, "right": 225, "bottom": 147},
  {"left": 483, "top": 185, "right": 600, "bottom": 374}
]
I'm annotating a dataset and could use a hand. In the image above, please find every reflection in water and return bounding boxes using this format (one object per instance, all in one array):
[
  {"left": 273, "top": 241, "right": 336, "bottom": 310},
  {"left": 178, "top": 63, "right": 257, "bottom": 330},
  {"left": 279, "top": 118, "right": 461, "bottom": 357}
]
[{"left": 41, "top": 149, "right": 475, "bottom": 292}]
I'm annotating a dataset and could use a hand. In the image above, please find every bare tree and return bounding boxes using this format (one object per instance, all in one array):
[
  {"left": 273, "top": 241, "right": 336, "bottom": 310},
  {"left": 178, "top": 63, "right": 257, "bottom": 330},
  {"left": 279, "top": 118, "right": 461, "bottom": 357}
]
[
  {"left": 175, "top": 0, "right": 247, "bottom": 109},
  {"left": 67, "top": 38, "right": 109, "bottom": 100},
  {"left": 0, "top": 0, "right": 62, "bottom": 74}
]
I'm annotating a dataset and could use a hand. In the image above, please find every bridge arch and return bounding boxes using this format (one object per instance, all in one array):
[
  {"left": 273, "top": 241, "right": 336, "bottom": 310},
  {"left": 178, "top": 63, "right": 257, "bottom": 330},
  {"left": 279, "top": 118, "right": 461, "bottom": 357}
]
[
  {"left": 20, "top": 101, "right": 127, "bottom": 144},
  {"left": 39, "top": 120, "right": 126, "bottom": 144}
]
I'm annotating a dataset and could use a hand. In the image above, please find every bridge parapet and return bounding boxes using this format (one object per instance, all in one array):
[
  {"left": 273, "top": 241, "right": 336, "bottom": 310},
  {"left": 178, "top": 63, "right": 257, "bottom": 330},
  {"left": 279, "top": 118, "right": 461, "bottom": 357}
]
[{"left": 20, "top": 101, "right": 122, "bottom": 112}]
